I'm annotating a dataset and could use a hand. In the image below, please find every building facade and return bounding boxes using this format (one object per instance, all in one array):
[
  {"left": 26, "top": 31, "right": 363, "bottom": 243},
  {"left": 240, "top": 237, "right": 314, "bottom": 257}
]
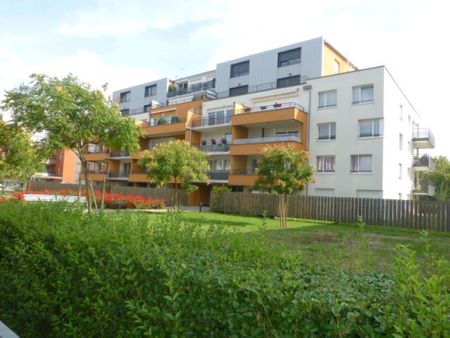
[{"left": 86, "top": 37, "right": 434, "bottom": 204}]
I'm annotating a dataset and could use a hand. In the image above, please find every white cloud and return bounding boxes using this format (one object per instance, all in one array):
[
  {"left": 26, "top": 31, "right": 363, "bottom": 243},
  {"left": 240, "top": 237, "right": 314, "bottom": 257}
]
[{"left": 57, "top": 0, "right": 226, "bottom": 37}]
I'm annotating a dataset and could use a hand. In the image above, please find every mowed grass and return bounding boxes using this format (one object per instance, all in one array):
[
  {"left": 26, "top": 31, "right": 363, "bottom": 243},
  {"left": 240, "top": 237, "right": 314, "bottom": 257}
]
[{"left": 144, "top": 211, "right": 450, "bottom": 272}]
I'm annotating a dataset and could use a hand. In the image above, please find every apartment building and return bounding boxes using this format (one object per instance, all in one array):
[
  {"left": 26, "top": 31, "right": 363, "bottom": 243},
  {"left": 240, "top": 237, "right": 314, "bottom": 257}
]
[
  {"left": 33, "top": 148, "right": 79, "bottom": 184},
  {"left": 85, "top": 37, "right": 434, "bottom": 204}
]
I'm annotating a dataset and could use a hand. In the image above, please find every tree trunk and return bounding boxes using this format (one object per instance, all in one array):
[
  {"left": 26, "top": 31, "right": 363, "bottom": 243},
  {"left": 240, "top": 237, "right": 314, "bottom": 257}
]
[
  {"left": 174, "top": 177, "right": 178, "bottom": 211},
  {"left": 81, "top": 160, "right": 92, "bottom": 213},
  {"left": 278, "top": 195, "right": 283, "bottom": 228}
]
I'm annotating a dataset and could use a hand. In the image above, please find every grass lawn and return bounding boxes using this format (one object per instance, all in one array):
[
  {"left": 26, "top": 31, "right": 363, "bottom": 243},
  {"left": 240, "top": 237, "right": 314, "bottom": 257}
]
[{"left": 144, "top": 210, "right": 450, "bottom": 272}]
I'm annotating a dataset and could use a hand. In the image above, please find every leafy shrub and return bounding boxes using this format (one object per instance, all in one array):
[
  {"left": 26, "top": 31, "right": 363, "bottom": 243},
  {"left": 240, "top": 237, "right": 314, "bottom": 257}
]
[
  {"left": 0, "top": 202, "right": 448, "bottom": 337},
  {"left": 210, "top": 185, "right": 231, "bottom": 212}
]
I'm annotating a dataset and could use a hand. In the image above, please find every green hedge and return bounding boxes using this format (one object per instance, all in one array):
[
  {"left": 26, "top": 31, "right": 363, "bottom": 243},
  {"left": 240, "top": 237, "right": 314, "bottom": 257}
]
[{"left": 0, "top": 202, "right": 448, "bottom": 337}]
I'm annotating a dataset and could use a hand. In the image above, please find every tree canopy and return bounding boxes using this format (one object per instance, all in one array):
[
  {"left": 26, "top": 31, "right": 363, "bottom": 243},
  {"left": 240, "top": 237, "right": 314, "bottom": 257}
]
[
  {"left": 425, "top": 156, "right": 450, "bottom": 201},
  {"left": 0, "top": 121, "right": 47, "bottom": 183},
  {"left": 139, "top": 140, "right": 209, "bottom": 209},
  {"left": 255, "top": 145, "right": 314, "bottom": 227},
  {"left": 1, "top": 73, "right": 141, "bottom": 210}
]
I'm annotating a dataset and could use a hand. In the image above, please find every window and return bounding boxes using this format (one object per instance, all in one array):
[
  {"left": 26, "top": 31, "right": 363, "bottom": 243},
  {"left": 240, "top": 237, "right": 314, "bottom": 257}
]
[
  {"left": 318, "top": 122, "right": 336, "bottom": 140},
  {"left": 351, "top": 155, "right": 372, "bottom": 172},
  {"left": 230, "top": 61, "right": 249, "bottom": 78},
  {"left": 277, "top": 75, "right": 300, "bottom": 88},
  {"left": 120, "top": 109, "right": 130, "bottom": 116},
  {"left": 119, "top": 91, "right": 130, "bottom": 103},
  {"left": 399, "top": 163, "right": 403, "bottom": 179},
  {"left": 358, "top": 119, "right": 383, "bottom": 137},
  {"left": 334, "top": 60, "right": 340, "bottom": 73},
  {"left": 275, "top": 131, "right": 299, "bottom": 139},
  {"left": 319, "top": 90, "right": 337, "bottom": 108},
  {"left": 143, "top": 104, "right": 151, "bottom": 113},
  {"left": 399, "top": 133, "right": 403, "bottom": 150},
  {"left": 399, "top": 104, "right": 403, "bottom": 121},
  {"left": 121, "top": 162, "right": 131, "bottom": 176},
  {"left": 317, "top": 156, "right": 335, "bottom": 172},
  {"left": 278, "top": 47, "right": 301, "bottom": 67},
  {"left": 144, "top": 85, "right": 157, "bottom": 97},
  {"left": 352, "top": 85, "right": 373, "bottom": 104},
  {"left": 229, "top": 85, "right": 248, "bottom": 97}
]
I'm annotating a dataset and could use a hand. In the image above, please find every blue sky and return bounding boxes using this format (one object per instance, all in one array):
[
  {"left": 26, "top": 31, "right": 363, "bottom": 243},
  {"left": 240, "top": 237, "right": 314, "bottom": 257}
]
[{"left": 1, "top": 0, "right": 449, "bottom": 156}]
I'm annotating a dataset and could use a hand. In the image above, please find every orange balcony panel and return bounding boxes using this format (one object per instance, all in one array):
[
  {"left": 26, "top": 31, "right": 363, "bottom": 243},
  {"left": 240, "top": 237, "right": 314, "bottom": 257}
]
[
  {"left": 85, "top": 153, "right": 111, "bottom": 161},
  {"left": 232, "top": 106, "right": 307, "bottom": 126},
  {"left": 128, "top": 173, "right": 151, "bottom": 183},
  {"left": 89, "top": 173, "right": 108, "bottom": 181},
  {"left": 229, "top": 174, "right": 258, "bottom": 186},
  {"left": 231, "top": 141, "right": 305, "bottom": 156},
  {"left": 142, "top": 122, "right": 186, "bottom": 137}
]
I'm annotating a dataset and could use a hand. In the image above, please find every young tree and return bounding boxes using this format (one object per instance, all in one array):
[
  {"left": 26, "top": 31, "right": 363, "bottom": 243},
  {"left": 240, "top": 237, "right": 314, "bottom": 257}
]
[
  {"left": 425, "top": 156, "right": 450, "bottom": 201},
  {"left": 139, "top": 140, "right": 209, "bottom": 210},
  {"left": 0, "top": 121, "right": 47, "bottom": 187},
  {"left": 255, "top": 145, "right": 314, "bottom": 228},
  {"left": 1, "top": 74, "right": 141, "bottom": 211}
]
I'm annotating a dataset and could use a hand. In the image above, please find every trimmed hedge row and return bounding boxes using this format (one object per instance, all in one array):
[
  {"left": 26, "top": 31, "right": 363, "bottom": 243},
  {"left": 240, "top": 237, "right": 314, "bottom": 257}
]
[{"left": 0, "top": 202, "right": 448, "bottom": 337}]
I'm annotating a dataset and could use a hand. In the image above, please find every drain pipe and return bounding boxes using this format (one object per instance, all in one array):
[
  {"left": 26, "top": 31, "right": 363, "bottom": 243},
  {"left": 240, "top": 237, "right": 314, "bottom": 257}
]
[{"left": 302, "top": 83, "right": 312, "bottom": 197}]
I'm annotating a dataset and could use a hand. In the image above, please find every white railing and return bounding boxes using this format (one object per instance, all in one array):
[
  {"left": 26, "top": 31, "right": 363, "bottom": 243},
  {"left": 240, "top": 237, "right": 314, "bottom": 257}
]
[{"left": 233, "top": 135, "right": 301, "bottom": 145}]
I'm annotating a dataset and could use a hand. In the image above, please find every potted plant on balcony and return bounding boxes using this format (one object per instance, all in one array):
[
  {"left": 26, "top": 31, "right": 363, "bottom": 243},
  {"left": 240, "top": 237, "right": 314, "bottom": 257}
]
[
  {"left": 201, "top": 140, "right": 206, "bottom": 146},
  {"left": 171, "top": 116, "right": 180, "bottom": 123},
  {"left": 273, "top": 102, "right": 282, "bottom": 108},
  {"left": 260, "top": 105, "right": 267, "bottom": 110},
  {"left": 244, "top": 107, "right": 251, "bottom": 112},
  {"left": 220, "top": 137, "right": 227, "bottom": 144},
  {"left": 211, "top": 138, "right": 217, "bottom": 145},
  {"left": 157, "top": 117, "right": 167, "bottom": 125}
]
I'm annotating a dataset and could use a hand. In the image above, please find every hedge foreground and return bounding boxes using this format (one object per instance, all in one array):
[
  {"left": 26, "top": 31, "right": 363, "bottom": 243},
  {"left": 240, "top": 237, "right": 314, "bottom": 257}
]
[{"left": 0, "top": 202, "right": 448, "bottom": 337}]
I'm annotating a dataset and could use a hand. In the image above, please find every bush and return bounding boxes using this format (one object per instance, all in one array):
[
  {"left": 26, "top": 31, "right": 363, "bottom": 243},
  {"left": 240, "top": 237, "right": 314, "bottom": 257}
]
[
  {"left": 0, "top": 202, "right": 448, "bottom": 337},
  {"left": 210, "top": 185, "right": 231, "bottom": 212}
]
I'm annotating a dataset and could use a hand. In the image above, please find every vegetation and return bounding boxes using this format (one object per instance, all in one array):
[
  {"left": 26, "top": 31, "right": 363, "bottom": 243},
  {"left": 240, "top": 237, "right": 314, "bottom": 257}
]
[
  {"left": 255, "top": 145, "right": 314, "bottom": 228},
  {"left": 139, "top": 140, "right": 209, "bottom": 209},
  {"left": 1, "top": 74, "right": 141, "bottom": 211},
  {"left": 0, "top": 121, "right": 47, "bottom": 185},
  {"left": 0, "top": 202, "right": 448, "bottom": 337},
  {"left": 425, "top": 155, "right": 450, "bottom": 201},
  {"left": 210, "top": 185, "right": 231, "bottom": 212}
]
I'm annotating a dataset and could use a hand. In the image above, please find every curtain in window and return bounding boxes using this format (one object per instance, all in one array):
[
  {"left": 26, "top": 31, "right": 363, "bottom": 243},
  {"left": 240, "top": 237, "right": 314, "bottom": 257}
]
[
  {"left": 373, "top": 120, "right": 380, "bottom": 136},
  {"left": 319, "top": 92, "right": 326, "bottom": 107},
  {"left": 352, "top": 88, "right": 359, "bottom": 103},
  {"left": 359, "top": 155, "right": 372, "bottom": 171},
  {"left": 361, "top": 86, "right": 373, "bottom": 102},
  {"left": 359, "top": 120, "right": 372, "bottom": 137},
  {"left": 318, "top": 124, "right": 329, "bottom": 139}
]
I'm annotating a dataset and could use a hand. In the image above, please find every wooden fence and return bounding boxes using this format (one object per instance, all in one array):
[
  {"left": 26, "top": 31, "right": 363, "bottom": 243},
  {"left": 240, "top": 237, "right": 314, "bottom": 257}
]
[
  {"left": 28, "top": 181, "right": 187, "bottom": 205},
  {"left": 211, "top": 192, "right": 450, "bottom": 232}
]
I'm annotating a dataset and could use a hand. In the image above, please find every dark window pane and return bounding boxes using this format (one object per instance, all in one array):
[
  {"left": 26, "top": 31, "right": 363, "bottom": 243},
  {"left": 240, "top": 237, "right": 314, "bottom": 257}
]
[
  {"left": 229, "top": 85, "right": 249, "bottom": 96},
  {"left": 276, "top": 75, "right": 300, "bottom": 88},
  {"left": 144, "top": 84, "right": 157, "bottom": 97},
  {"left": 230, "top": 61, "right": 249, "bottom": 78},
  {"left": 278, "top": 48, "right": 301, "bottom": 67}
]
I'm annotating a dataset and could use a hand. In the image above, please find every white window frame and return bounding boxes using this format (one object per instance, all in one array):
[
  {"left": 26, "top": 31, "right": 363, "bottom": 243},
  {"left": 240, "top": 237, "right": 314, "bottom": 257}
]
[
  {"left": 318, "top": 90, "right": 337, "bottom": 108},
  {"left": 352, "top": 85, "right": 374, "bottom": 104},
  {"left": 317, "top": 155, "right": 335, "bottom": 173},
  {"left": 358, "top": 119, "right": 383, "bottom": 138},
  {"left": 351, "top": 154, "right": 372, "bottom": 173},
  {"left": 318, "top": 122, "right": 336, "bottom": 140}
]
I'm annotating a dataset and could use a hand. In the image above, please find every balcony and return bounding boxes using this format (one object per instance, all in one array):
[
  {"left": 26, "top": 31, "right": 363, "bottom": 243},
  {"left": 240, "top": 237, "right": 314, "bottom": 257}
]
[
  {"left": 88, "top": 171, "right": 109, "bottom": 181},
  {"left": 229, "top": 169, "right": 258, "bottom": 186},
  {"left": 413, "top": 154, "right": 435, "bottom": 172},
  {"left": 200, "top": 143, "right": 230, "bottom": 153},
  {"left": 191, "top": 114, "right": 233, "bottom": 129},
  {"left": 167, "top": 80, "right": 216, "bottom": 98},
  {"left": 413, "top": 179, "right": 435, "bottom": 196},
  {"left": 85, "top": 152, "right": 111, "bottom": 161},
  {"left": 108, "top": 171, "right": 130, "bottom": 180},
  {"left": 215, "top": 77, "right": 307, "bottom": 99},
  {"left": 233, "top": 102, "right": 306, "bottom": 126},
  {"left": 128, "top": 168, "right": 150, "bottom": 183},
  {"left": 108, "top": 151, "right": 130, "bottom": 159},
  {"left": 142, "top": 117, "right": 187, "bottom": 137},
  {"left": 231, "top": 136, "right": 304, "bottom": 155},
  {"left": 209, "top": 170, "right": 230, "bottom": 181},
  {"left": 412, "top": 128, "right": 435, "bottom": 149}
]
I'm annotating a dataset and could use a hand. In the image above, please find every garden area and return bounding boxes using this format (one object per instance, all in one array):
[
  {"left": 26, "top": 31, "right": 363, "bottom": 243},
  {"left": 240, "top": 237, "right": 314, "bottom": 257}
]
[{"left": 0, "top": 201, "right": 449, "bottom": 337}]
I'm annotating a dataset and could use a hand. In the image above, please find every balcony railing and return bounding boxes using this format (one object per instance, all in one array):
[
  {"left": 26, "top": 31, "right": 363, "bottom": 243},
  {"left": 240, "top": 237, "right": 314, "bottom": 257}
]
[
  {"left": 109, "top": 171, "right": 130, "bottom": 178},
  {"left": 215, "top": 76, "right": 308, "bottom": 99},
  {"left": 149, "top": 117, "right": 186, "bottom": 126},
  {"left": 236, "top": 102, "right": 305, "bottom": 114},
  {"left": 209, "top": 170, "right": 230, "bottom": 180},
  {"left": 167, "top": 80, "right": 216, "bottom": 98},
  {"left": 412, "top": 128, "right": 435, "bottom": 148},
  {"left": 413, "top": 154, "right": 436, "bottom": 171},
  {"left": 191, "top": 114, "right": 233, "bottom": 128},
  {"left": 413, "top": 179, "right": 435, "bottom": 195},
  {"left": 122, "top": 108, "right": 150, "bottom": 116},
  {"left": 233, "top": 135, "right": 301, "bottom": 145},
  {"left": 87, "top": 170, "right": 108, "bottom": 174},
  {"left": 109, "top": 151, "right": 130, "bottom": 158},
  {"left": 200, "top": 143, "right": 230, "bottom": 152},
  {"left": 232, "top": 168, "right": 258, "bottom": 175},
  {"left": 131, "top": 167, "right": 149, "bottom": 174}
]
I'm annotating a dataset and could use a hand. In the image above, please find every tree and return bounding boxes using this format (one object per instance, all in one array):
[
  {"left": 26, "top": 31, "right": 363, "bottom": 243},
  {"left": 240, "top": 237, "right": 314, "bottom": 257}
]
[
  {"left": 425, "top": 156, "right": 450, "bottom": 201},
  {"left": 255, "top": 145, "right": 314, "bottom": 228},
  {"left": 0, "top": 121, "right": 47, "bottom": 186},
  {"left": 1, "top": 74, "right": 141, "bottom": 211},
  {"left": 139, "top": 140, "right": 209, "bottom": 210}
]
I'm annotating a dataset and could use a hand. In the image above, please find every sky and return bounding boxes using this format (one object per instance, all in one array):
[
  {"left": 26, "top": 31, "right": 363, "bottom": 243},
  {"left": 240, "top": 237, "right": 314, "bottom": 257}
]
[{"left": 0, "top": 0, "right": 449, "bottom": 156}]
